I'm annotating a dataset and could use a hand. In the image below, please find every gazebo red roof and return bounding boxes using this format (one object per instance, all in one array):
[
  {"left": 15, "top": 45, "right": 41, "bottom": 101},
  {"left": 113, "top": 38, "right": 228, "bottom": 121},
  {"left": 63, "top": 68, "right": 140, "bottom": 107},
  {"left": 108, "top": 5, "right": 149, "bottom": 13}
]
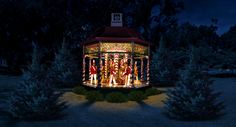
[{"left": 84, "top": 26, "right": 148, "bottom": 45}]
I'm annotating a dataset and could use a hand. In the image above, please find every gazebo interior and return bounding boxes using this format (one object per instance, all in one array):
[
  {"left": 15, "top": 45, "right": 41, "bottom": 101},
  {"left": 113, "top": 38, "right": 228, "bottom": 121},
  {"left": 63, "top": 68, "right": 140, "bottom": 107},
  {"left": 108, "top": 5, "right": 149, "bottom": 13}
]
[{"left": 82, "top": 26, "right": 150, "bottom": 89}]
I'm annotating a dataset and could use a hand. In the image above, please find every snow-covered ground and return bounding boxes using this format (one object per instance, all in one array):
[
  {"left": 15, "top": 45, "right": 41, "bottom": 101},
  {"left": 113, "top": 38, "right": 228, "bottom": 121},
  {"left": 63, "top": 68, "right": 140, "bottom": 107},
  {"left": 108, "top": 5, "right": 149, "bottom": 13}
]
[
  {"left": 0, "top": 75, "right": 22, "bottom": 127},
  {"left": 0, "top": 75, "right": 235, "bottom": 127},
  {"left": 207, "top": 69, "right": 236, "bottom": 76}
]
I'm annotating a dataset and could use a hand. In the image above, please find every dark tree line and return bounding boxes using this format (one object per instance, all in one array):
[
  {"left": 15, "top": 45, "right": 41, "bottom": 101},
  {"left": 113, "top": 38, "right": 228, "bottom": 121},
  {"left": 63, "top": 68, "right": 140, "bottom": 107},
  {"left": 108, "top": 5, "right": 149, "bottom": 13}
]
[
  {"left": 0, "top": 0, "right": 183, "bottom": 68},
  {"left": 0, "top": 0, "right": 235, "bottom": 71}
]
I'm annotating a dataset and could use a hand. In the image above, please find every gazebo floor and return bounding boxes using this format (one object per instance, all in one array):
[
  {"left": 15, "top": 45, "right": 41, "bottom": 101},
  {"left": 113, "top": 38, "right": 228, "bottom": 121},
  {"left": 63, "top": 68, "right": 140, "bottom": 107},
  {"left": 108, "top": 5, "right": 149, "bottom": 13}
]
[{"left": 83, "top": 80, "right": 149, "bottom": 89}]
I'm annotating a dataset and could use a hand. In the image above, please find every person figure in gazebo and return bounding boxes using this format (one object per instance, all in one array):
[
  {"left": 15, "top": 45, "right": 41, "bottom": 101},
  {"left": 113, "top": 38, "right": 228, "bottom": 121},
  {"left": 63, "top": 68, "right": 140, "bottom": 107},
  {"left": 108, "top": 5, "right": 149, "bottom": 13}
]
[
  {"left": 123, "top": 62, "right": 131, "bottom": 87},
  {"left": 90, "top": 60, "right": 97, "bottom": 85},
  {"left": 109, "top": 59, "right": 118, "bottom": 87}
]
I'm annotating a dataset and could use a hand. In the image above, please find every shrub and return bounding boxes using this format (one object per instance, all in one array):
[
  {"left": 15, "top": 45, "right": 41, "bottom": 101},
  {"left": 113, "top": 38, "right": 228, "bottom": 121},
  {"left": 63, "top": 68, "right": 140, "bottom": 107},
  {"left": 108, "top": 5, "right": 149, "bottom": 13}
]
[
  {"left": 8, "top": 44, "right": 66, "bottom": 120},
  {"left": 145, "top": 88, "right": 162, "bottom": 96},
  {"left": 73, "top": 86, "right": 87, "bottom": 95},
  {"left": 128, "top": 91, "right": 147, "bottom": 102},
  {"left": 163, "top": 48, "right": 224, "bottom": 120},
  {"left": 86, "top": 91, "right": 104, "bottom": 102},
  {"left": 106, "top": 92, "right": 128, "bottom": 103}
]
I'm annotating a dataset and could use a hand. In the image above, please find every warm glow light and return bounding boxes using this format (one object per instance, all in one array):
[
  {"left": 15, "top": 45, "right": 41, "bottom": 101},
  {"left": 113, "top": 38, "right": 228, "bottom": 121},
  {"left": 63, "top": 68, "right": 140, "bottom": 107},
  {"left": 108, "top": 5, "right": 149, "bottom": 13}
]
[
  {"left": 107, "top": 49, "right": 127, "bottom": 52},
  {"left": 83, "top": 42, "right": 149, "bottom": 88},
  {"left": 101, "top": 42, "right": 132, "bottom": 53},
  {"left": 114, "top": 53, "right": 119, "bottom": 74},
  {"left": 105, "top": 53, "right": 108, "bottom": 79}
]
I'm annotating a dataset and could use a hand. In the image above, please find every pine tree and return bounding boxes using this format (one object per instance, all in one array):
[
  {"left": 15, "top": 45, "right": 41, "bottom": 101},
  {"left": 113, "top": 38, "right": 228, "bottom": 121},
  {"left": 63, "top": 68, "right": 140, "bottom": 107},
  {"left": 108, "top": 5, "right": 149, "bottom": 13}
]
[
  {"left": 150, "top": 36, "right": 178, "bottom": 86},
  {"left": 8, "top": 44, "right": 66, "bottom": 120},
  {"left": 48, "top": 39, "right": 79, "bottom": 87},
  {"left": 163, "top": 47, "right": 224, "bottom": 120}
]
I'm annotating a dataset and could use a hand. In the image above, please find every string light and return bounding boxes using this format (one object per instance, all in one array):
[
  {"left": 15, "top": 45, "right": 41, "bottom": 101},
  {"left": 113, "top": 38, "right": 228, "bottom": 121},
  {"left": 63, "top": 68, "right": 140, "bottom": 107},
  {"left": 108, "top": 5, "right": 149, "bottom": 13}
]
[
  {"left": 83, "top": 55, "right": 86, "bottom": 83},
  {"left": 100, "top": 58, "right": 102, "bottom": 86},
  {"left": 89, "top": 58, "right": 92, "bottom": 84},
  {"left": 130, "top": 54, "right": 133, "bottom": 87},
  {"left": 141, "top": 58, "right": 143, "bottom": 82},
  {"left": 105, "top": 53, "right": 108, "bottom": 79},
  {"left": 83, "top": 42, "right": 149, "bottom": 87},
  {"left": 114, "top": 53, "right": 119, "bottom": 74},
  {"left": 146, "top": 56, "right": 150, "bottom": 85}
]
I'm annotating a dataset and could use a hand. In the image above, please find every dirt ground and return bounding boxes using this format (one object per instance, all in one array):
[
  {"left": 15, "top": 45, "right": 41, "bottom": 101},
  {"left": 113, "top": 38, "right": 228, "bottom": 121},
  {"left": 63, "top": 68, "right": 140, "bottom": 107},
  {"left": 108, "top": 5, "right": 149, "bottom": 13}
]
[{"left": 0, "top": 76, "right": 236, "bottom": 127}]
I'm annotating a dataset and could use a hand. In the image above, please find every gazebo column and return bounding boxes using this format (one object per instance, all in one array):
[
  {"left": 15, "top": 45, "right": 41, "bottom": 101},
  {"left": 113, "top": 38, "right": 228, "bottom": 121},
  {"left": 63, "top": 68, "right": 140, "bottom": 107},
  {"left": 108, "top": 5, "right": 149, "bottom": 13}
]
[
  {"left": 97, "top": 42, "right": 102, "bottom": 87},
  {"left": 146, "top": 44, "right": 150, "bottom": 85},
  {"left": 89, "top": 57, "right": 92, "bottom": 84},
  {"left": 131, "top": 42, "right": 135, "bottom": 87},
  {"left": 146, "top": 57, "right": 150, "bottom": 85},
  {"left": 99, "top": 58, "right": 103, "bottom": 86},
  {"left": 105, "top": 53, "right": 108, "bottom": 79},
  {"left": 82, "top": 45, "right": 86, "bottom": 84},
  {"left": 82, "top": 55, "right": 86, "bottom": 84},
  {"left": 141, "top": 58, "right": 144, "bottom": 82}
]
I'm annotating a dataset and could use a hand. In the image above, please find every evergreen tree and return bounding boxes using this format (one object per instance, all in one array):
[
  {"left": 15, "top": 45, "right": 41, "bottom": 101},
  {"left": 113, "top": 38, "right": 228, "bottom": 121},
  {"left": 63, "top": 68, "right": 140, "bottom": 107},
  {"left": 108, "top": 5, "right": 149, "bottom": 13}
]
[
  {"left": 220, "top": 26, "right": 236, "bottom": 51},
  {"left": 8, "top": 44, "right": 66, "bottom": 120},
  {"left": 150, "top": 36, "right": 178, "bottom": 86},
  {"left": 48, "top": 39, "right": 79, "bottom": 87},
  {"left": 163, "top": 47, "right": 224, "bottom": 120}
]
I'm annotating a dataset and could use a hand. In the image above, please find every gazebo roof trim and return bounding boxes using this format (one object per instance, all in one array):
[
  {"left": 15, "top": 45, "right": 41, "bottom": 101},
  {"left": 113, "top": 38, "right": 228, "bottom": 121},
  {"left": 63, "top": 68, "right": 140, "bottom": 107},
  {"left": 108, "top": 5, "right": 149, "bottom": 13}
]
[{"left": 84, "top": 26, "right": 149, "bottom": 45}]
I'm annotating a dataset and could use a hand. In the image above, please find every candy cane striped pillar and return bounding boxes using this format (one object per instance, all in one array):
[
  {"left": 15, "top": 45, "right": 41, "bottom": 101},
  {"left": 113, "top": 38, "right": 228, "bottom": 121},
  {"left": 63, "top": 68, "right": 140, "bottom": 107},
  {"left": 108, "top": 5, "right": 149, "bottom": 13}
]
[
  {"left": 141, "top": 58, "right": 144, "bottom": 82},
  {"left": 99, "top": 58, "right": 102, "bottom": 86},
  {"left": 82, "top": 55, "right": 86, "bottom": 83},
  {"left": 146, "top": 56, "right": 150, "bottom": 85},
  {"left": 89, "top": 58, "right": 92, "bottom": 83}
]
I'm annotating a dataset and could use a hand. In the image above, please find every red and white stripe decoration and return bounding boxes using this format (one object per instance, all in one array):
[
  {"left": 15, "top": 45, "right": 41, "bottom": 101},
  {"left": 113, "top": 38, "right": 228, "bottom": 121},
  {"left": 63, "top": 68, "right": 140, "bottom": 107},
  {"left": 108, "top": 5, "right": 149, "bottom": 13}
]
[
  {"left": 89, "top": 58, "right": 92, "bottom": 82},
  {"left": 130, "top": 55, "right": 133, "bottom": 85},
  {"left": 141, "top": 59, "right": 143, "bottom": 81},
  {"left": 100, "top": 58, "right": 102, "bottom": 85},
  {"left": 82, "top": 55, "right": 86, "bottom": 83},
  {"left": 146, "top": 56, "right": 150, "bottom": 85}
]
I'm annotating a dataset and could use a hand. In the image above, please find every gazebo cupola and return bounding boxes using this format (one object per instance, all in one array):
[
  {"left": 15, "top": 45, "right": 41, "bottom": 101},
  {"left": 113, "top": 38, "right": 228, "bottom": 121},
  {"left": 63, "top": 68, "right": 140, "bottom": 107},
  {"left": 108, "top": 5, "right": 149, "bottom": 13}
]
[{"left": 82, "top": 13, "right": 150, "bottom": 88}]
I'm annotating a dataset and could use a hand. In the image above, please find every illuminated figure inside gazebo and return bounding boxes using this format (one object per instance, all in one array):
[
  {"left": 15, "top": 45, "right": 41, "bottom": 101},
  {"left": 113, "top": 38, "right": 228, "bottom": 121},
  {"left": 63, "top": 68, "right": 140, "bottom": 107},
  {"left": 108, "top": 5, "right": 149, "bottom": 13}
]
[{"left": 82, "top": 13, "right": 150, "bottom": 88}]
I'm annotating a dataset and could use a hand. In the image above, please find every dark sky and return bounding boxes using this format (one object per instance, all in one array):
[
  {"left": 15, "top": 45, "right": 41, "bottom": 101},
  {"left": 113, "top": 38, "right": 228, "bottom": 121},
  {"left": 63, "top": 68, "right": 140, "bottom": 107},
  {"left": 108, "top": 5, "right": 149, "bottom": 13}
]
[{"left": 178, "top": 0, "right": 236, "bottom": 34}]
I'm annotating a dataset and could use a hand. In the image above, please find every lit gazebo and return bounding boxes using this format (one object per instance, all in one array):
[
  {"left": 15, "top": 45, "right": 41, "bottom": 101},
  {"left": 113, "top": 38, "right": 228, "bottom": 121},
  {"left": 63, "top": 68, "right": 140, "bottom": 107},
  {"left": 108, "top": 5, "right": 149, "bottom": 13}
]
[{"left": 82, "top": 13, "right": 150, "bottom": 88}]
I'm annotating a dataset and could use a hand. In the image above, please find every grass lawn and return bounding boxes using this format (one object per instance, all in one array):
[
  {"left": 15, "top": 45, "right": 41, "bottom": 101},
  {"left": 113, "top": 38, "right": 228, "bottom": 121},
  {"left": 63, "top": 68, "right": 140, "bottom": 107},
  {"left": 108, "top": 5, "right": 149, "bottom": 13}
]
[{"left": 0, "top": 75, "right": 236, "bottom": 127}]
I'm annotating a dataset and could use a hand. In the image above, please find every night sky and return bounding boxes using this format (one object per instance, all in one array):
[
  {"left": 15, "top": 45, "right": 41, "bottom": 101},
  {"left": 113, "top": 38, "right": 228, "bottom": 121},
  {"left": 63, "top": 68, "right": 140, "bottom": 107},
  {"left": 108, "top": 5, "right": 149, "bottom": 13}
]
[{"left": 178, "top": 0, "right": 236, "bottom": 35}]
